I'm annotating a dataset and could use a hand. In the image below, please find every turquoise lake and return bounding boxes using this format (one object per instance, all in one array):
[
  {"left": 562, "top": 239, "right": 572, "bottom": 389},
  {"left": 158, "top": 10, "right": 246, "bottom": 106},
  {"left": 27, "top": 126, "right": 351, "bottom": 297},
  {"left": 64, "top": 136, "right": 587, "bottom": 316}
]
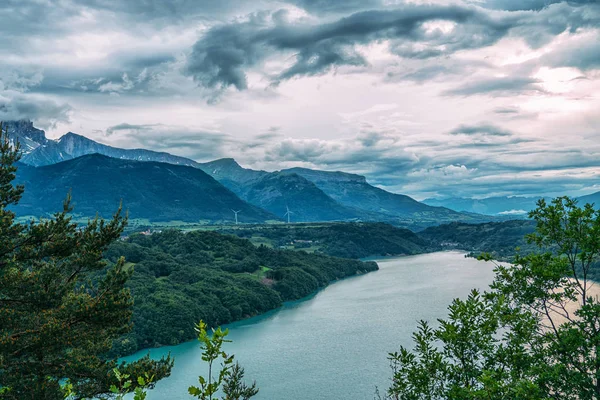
[{"left": 123, "top": 251, "right": 496, "bottom": 399}]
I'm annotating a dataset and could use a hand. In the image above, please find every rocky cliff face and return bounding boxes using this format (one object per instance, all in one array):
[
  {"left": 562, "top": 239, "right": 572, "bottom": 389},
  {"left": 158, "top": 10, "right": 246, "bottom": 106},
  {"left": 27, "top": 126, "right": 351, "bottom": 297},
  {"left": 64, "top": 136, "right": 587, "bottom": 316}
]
[
  {"left": 283, "top": 167, "right": 367, "bottom": 184},
  {"left": 2, "top": 120, "right": 48, "bottom": 154},
  {"left": 199, "top": 158, "right": 267, "bottom": 183},
  {"left": 10, "top": 127, "right": 202, "bottom": 168}
]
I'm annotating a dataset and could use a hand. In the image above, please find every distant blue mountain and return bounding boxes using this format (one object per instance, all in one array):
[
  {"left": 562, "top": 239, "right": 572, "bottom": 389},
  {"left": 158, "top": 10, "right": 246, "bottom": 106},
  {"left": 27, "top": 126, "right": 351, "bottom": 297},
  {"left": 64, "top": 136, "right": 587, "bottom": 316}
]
[
  {"left": 579, "top": 191, "right": 600, "bottom": 208},
  {"left": 423, "top": 196, "right": 547, "bottom": 216},
  {"left": 425, "top": 192, "right": 600, "bottom": 216}
]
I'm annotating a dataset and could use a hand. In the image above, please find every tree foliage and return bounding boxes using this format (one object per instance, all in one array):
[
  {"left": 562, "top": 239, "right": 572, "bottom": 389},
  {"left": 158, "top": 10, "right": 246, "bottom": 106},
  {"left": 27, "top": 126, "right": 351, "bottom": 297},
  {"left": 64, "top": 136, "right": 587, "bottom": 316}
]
[
  {"left": 386, "top": 197, "right": 600, "bottom": 399},
  {"left": 188, "top": 320, "right": 258, "bottom": 400},
  {"left": 105, "top": 229, "right": 378, "bottom": 355},
  {"left": 0, "top": 123, "right": 172, "bottom": 399},
  {"left": 219, "top": 222, "right": 432, "bottom": 259},
  {"left": 419, "top": 219, "right": 536, "bottom": 261}
]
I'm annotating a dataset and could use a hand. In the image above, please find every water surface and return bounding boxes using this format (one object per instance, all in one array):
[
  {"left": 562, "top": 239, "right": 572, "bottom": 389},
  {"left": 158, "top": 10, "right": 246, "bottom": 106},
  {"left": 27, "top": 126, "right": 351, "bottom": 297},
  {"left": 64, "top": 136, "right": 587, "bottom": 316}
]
[{"left": 124, "top": 251, "right": 496, "bottom": 399}]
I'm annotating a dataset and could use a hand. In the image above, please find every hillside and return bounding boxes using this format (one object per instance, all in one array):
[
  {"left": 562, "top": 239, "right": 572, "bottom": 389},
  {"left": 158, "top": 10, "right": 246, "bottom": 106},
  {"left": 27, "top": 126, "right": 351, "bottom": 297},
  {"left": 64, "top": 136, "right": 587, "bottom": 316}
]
[
  {"left": 419, "top": 219, "right": 536, "bottom": 259},
  {"left": 14, "top": 154, "right": 275, "bottom": 223},
  {"left": 199, "top": 160, "right": 492, "bottom": 227},
  {"left": 284, "top": 167, "right": 457, "bottom": 216},
  {"left": 198, "top": 158, "right": 267, "bottom": 193},
  {"left": 280, "top": 167, "right": 490, "bottom": 228},
  {"left": 579, "top": 191, "right": 600, "bottom": 207},
  {"left": 218, "top": 222, "right": 435, "bottom": 259},
  {"left": 239, "top": 172, "right": 366, "bottom": 222},
  {"left": 105, "top": 230, "right": 378, "bottom": 353}
]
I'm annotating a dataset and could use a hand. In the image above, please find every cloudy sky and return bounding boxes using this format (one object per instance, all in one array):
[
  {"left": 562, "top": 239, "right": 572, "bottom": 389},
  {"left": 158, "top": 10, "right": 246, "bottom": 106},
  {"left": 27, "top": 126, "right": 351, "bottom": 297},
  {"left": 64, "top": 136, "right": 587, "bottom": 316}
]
[{"left": 1, "top": 0, "right": 599, "bottom": 200}]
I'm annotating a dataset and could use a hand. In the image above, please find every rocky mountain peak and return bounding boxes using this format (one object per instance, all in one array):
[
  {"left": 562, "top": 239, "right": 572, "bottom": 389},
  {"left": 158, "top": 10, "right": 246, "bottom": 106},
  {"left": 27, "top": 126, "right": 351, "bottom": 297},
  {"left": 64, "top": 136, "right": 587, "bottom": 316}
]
[
  {"left": 1, "top": 120, "right": 48, "bottom": 154},
  {"left": 283, "top": 167, "right": 367, "bottom": 184},
  {"left": 199, "top": 158, "right": 267, "bottom": 184}
]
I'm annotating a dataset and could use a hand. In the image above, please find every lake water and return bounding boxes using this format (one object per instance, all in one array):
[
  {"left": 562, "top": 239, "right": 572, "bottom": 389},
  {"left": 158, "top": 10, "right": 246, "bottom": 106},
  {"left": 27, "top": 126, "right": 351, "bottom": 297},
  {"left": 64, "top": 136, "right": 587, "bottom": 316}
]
[{"left": 123, "top": 251, "right": 496, "bottom": 399}]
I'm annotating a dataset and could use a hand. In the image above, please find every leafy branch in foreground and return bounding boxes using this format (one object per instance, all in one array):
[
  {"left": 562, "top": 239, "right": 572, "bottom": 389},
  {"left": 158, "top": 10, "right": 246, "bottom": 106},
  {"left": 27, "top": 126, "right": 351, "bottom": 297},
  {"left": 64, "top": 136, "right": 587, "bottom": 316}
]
[
  {"left": 189, "top": 320, "right": 258, "bottom": 400},
  {"left": 385, "top": 197, "right": 600, "bottom": 399}
]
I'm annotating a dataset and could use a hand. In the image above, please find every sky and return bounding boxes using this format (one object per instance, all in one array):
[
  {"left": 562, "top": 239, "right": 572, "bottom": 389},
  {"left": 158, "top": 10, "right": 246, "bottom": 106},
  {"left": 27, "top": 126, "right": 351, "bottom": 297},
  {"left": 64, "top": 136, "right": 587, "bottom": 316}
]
[{"left": 0, "top": 0, "right": 599, "bottom": 200}]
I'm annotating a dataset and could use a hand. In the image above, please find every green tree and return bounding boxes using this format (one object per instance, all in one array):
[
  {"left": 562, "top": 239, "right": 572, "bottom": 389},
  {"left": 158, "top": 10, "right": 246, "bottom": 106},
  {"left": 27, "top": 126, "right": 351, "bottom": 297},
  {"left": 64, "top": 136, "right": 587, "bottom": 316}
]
[
  {"left": 188, "top": 320, "right": 258, "bottom": 400},
  {"left": 386, "top": 197, "right": 600, "bottom": 399},
  {"left": 0, "top": 123, "right": 172, "bottom": 399}
]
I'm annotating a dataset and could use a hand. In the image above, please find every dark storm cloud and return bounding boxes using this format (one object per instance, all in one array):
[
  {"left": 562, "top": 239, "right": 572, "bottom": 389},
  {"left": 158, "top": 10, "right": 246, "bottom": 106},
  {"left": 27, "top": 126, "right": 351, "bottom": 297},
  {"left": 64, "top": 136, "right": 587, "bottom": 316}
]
[
  {"left": 449, "top": 123, "right": 513, "bottom": 137},
  {"left": 185, "top": 4, "right": 516, "bottom": 90},
  {"left": 71, "top": 0, "right": 263, "bottom": 20},
  {"left": 0, "top": 1, "right": 80, "bottom": 43},
  {"left": 0, "top": 92, "right": 72, "bottom": 128},
  {"left": 493, "top": 106, "right": 520, "bottom": 114},
  {"left": 185, "top": 1, "right": 600, "bottom": 91},
  {"left": 443, "top": 77, "right": 544, "bottom": 96},
  {"left": 388, "top": 58, "right": 492, "bottom": 83},
  {"left": 240, "top": 129, "right": 284, "bottom": 151},
  {"left": 34, "top": 52, "right": 178, "bottom": 97},
  {"left": 473, "top": 0, "right": 598, "bottom": 11},
  {"left": 358, "top": 131, "right": 396, "bottom": 147},
  {"left": 105, "top": 123, "right": 158, "bottom": 135},
  {"left": 492, "top": 106, "right": 539, "bottom": 120},
  {"left": 255, "top": 130, "right": 282, "bottom": 141},
  {"left": 106, "top": 123, "right": 230, "bottom": 160},
  {"left": 289, "top": 0, "right": 384, "bottom": 14}
]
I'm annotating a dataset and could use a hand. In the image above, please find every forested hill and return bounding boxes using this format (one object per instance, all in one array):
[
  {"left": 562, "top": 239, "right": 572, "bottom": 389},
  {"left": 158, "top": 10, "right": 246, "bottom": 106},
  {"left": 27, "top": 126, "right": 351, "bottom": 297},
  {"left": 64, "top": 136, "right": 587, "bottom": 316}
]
[
  {"left": 13, "top": 154, "right": 275, "bottom": 223},
  {"left": 217, "top": 222, "right": 435, "bottom": 259},
  {"left": 104, "top": 230, "right": 378, "bottom": 354},
  {"left": 419, "top": 220, "right": 536, "bottom": 259}
]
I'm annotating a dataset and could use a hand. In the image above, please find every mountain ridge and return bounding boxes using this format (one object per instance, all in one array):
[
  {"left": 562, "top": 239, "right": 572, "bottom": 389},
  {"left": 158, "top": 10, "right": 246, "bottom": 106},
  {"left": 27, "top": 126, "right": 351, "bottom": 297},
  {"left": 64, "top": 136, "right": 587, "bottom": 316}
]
[
  {"left": 423, "top": 194, "right": 600, "bottom": 215},
  {"left": 14, "top": 154, "right": 277, "bottom": 223},
  {"left": 3, "top": 120, "right": 512, "bottom": 226},
  {"left": 21, "top": 129, "right": 203, "bottom": 168}
]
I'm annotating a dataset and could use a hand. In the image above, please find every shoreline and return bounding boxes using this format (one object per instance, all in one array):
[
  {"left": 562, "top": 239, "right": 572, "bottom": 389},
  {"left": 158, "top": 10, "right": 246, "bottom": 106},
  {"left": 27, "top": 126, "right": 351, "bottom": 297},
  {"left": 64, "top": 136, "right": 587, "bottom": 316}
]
[
  {"left": 123, "top": 250, "right": 466, "bottom": 358},
  {"left": 123, "top": 257, "right": 384, "bottom": 356}
]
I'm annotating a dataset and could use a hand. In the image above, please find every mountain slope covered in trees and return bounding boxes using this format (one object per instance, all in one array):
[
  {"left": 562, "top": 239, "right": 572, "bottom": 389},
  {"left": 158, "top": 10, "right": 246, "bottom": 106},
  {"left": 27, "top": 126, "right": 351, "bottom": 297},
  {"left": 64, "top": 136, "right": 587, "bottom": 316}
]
[
  {"left": 218, "top": 222, "right": 435, "bottom": 259},
  {"left": 14, "top": 154, "right": 275, "bottom": 223},
  {"left": 105, "top": 230, "right": 378, "bottom": 354},
  {"left": 238, "top": 172, "right": 368, "bottom": 222},
  {"left": 419, "top": 220, "right": 536, "bottom": 259}
]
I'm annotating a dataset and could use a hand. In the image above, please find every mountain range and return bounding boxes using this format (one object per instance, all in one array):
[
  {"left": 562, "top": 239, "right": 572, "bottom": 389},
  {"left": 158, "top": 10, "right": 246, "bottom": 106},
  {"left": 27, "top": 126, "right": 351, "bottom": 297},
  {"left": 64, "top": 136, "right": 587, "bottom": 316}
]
[
  {"left": 2, "top": 120, "right": 526, "bottom": 226},
  {"left": 422, "top": 196, "right": 545, "bottom": 216},
  {"left": 424, "top": 193, "right": 600, "bottom": 216},
  {"left": 14, "top": 155, "right": 275, "bottom": 223},
  {"left": 579, "top": 191, "right": 600, "bottom": 207},
  {"left": 195, "top": 159, "right": 481, "bottom": 227}
]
